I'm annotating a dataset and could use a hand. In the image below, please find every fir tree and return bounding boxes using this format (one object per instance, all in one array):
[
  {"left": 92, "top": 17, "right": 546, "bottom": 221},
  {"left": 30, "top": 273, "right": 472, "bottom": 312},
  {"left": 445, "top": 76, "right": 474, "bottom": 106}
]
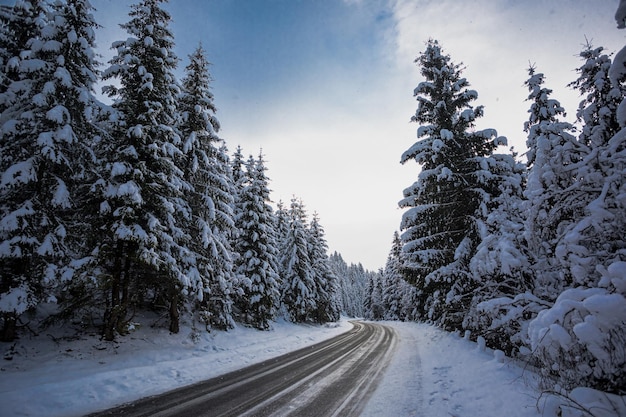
[
  {"left": 307, "top": 213, "right": 340, "bottom": 323},
  {"left": 233, "top": 154, "right": 281, "bottom": 330},
  {"left": 364, "top": 270, "right": 383, "bottom": 320},
  {"left": 328, "top": 252, "right": 348, "bottom": 315},
  {"left": 527, "top": 25, "right": 626, "bottom": 392},
  {"left": 97, "top": 0, "right": 191, "bottom": 339},
  {"left": 230, "top": 145, "right": 246, "bottom": 196},
  {"left": 398, "top": 39, "right": 505, "bottom": 330},
  {"left": 382, "top": 232, "right": 407, "bottom": 321},
  {"left": 0, "top": 0, "right": 100, "bottom": 341},
  {"left": 0, "top": 0, "right": 47, "bottom": 101},
  {"left": 555, "top": 43, "right": 626, "bottom": 286},
  {"left": 178, "top": 45, "right": 236, "bottom": 330},
  {"left": 280, "top": 197, "right": 316, "bottom": 323},
  {"left": 463, "top": 153, "right": 541, "bottom": 354},
  {"left": 522, "top": 67, "right": 581, "bottom": 299}
]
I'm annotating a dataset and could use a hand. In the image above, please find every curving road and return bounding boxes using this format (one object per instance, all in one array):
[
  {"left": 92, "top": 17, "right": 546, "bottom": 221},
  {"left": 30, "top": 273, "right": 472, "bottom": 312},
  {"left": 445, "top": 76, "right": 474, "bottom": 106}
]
[{"left": 90, "top": 321, "right": 397, "bottom": 417}]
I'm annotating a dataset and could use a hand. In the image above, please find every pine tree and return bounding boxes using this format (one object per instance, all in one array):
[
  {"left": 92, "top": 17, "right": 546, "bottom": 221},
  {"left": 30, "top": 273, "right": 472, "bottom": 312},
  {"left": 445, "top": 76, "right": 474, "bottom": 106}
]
[
  {"left": 331, "top": 258, "right": 376, "bottom": 317},
  {"left": 382, "top": 232, "right": 407, "bottom": 321},
  {"left": 233, "top": 154, "right": 280, "bottom": 330},
  {"left": 273, "top": 200, "right": 289, "bottom": 249},
  {"left": 527, "top": 30, "right": 626, "bottom": 393},
  {"left": 328, "top": 252, "right": 371, "bottom": 318},
  {"left": 0, "top": 0, "right": 47, "bottom": 100},
  {"left": 307, "top": 213, "right": 340, "bottom": 323},
  {"left": 328, "top": 252, "right": 348, "bottom": 314},
  {"left": 398, "top": 39, "right": 505, "bottom": 330},
  {"left": 280, "top": 197, "right": 316, "bottom": 323},
  {"left": 178, "top": 45, "right": 236, "bottom": 331},
  {"left": 230, "top": 145, "right": 246, "bottom": 196},
  {"left": 364, "top": 270, "right": 383, "bottom": 320},
  {"left": 0, "top": 0, "right": 100, "bottom": 341},
  {"left": 554, "top": 43, "right": 626, "bottom": 286},
  {"left": 97, "top": 0, "right": 191, "bottom": 339},
  {"left": 463, "top": 153, "right": 543, "bottom": 354},
  {"left": 523, "top": 67, "right": 581, "bottom": 299}
]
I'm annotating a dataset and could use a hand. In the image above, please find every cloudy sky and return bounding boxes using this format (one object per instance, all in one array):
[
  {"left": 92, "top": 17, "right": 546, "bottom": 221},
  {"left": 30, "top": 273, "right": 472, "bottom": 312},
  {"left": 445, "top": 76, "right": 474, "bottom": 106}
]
[{"left": 86, "top": 1, "right": 626, "bottom": 269}]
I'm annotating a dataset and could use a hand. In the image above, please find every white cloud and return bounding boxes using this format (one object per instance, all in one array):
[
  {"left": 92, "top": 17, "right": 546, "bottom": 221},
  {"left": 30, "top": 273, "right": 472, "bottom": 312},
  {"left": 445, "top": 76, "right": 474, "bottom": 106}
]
[{"left": 390, "top": 0, "right": 624, "bottom": 152}]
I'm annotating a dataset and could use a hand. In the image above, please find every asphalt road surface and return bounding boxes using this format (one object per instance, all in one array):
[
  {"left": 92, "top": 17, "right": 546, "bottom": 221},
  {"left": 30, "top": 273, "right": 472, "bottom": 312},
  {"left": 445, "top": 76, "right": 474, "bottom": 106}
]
[{"left": 89, "top": 321, "right": 397, "bottom": 417}]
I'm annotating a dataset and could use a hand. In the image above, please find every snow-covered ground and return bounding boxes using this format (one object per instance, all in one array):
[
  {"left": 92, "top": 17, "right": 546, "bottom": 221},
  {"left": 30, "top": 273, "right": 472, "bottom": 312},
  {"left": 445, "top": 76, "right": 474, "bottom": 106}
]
[
  {"left": 363, "top": 321, "right": 541, "bottom": 417},
  {"left": 1, "top": 317, "right": 546, "bottom": 417}
]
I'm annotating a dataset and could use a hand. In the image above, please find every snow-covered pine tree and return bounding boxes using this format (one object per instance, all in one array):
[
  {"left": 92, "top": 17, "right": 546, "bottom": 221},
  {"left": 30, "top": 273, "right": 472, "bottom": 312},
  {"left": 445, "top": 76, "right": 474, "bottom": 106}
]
[
  {"left": 554, "top": 43, "right": 626, "bottom": 287},
  {"left": 328, "top": 252, "right": 373, "bottom": 318},
  {"left": 233, "top": 153, "right": 281, "bottom": 330},
  {"left": 273, "top": 199, "right": 289, "bottom": 283},
  {"left": 570, "top": 42, "right": 624, "bottom": 151},
  {"left": 230, "top": 145, "right": 246, "bottom": 196},
  {"left": 0, "top": 0, "right": 46, "bottom": 342},
  {"left": 463, "top": 152, "right": 545, "bottom": 354},
  {"left": 328, "top": 252, "right": 347, "bottom": 314},
  {"left": 280, "top": 197, "right": 316, "bottom": 323},
  {"left": 523, "top": 67, "right": 581, "bottom": 300},
  {"left": 363, "top": 269, "right": 383, "bottom": 320},
  {"left": 399, "top": 278, "right": 420, "bottom": 322},
  {"left": 399, "top": 39, "right": 506, "bottom": 330},
  {"left": 382, "top": 232, "right": 408, "bottom": 321},
  {"left": 178, "top": 45, "right": 237, "bottom": 331},
  {"left": 307, "top": 213, "right": 340, "bottom": 323},
  {"left": 273, "top": 199, "right": 289, "bottom": 249},
  {"left": 0, "top": 0, "right": 47, "bottom": 101},
  {"left": 97, "top": 0, "right": 191, "bottom": 339},
  {"left": 527, "top": 19, "right": 626, "bottom": 394},
  {"left": 0, "top": 0, "right": 100, "bottom": 341}
]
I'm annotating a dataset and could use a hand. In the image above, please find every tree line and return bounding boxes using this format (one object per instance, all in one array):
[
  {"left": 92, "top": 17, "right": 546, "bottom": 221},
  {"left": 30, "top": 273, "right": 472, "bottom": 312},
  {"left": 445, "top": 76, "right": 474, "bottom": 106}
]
[
  {"left": 366, "top": 36, "right": 625, "bottom": 395},
  {"left": 0, "top": 0, "right": 346, "bottom": 342}
]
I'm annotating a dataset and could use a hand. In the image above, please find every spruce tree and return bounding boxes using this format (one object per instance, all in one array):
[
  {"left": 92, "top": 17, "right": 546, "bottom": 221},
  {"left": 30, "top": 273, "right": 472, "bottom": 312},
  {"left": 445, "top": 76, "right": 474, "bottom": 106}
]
[
  {"left": 0, "top": 0, "right": 100, "bottom": 340},
  {"left": 555, "top": 43, "right": 626, "bottom": 285},
  {"left": 382, "top": 232, "right": 407, "bottom": 321},
  {"left": 328, "top": 252, "right": 348, "bottom": 315},
  {"left": 233, "top": 154, "right": 281, "bottom": 329},
  {"left": 398, "top": 39, "right": 505, "bottom": 330},
  {"left": 97, "top": 0, "right": 191, "bottom": 339},
  {"left": 230, "top": 145, "right": 246, "bottom": 196},
  {"left": 364, "top": 271, "right": 383, "bottom": 320},
  {"left": 0, "top": 0, "right": 47, "bottom": 100},
  {"left": 522, "top": 67, "right": 581, "bottom": 299},
  {"left": 280, "top": 197, "right": 316, "bottom": 323},
  {"left": 527, "top": 27, "right": 626, "bottom": 392},
  {"left": 307, "top": 213, "right": 340, "bottom": 323},
  {"left": 463, "top": 153, "right": 541, "bottom": 354},
  {"left": 178, "top": 45, "right": 236, "bottom": 330}
]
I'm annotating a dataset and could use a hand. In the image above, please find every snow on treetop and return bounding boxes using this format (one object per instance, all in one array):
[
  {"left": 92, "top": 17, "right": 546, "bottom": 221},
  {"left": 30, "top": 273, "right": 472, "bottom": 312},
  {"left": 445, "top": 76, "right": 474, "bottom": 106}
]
[
  {"left": 0, "top": 159, "right": 36, "bottom": 188},
  {"left": 0, "top": 285, "right": 31, "bottom": 315},
  {"left": 67, "top": 29, "right": 78, "bottom": 43}
]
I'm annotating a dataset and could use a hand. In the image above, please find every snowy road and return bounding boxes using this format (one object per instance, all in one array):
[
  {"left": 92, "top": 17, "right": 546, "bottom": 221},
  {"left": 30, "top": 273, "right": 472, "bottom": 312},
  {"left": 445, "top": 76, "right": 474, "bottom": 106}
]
[{"left": 89, "top": 322, "right": 397, "bottom": 417}]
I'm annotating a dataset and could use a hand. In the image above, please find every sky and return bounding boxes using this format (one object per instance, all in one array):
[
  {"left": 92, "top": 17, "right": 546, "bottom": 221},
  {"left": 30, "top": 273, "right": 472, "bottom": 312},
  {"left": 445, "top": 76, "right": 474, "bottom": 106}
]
[{"left": 9, "top": 0, "right": 623, "bottom": 270}]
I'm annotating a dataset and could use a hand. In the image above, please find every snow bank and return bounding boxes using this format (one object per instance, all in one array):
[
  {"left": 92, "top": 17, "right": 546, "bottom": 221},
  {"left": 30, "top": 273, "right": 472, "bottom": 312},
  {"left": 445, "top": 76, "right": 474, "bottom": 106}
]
[
  {"left": 0, "top": 315, "right": 352, "bottom": 417},
  {"left": 362, "top": 322, "right": 541, "bottom": 417}
]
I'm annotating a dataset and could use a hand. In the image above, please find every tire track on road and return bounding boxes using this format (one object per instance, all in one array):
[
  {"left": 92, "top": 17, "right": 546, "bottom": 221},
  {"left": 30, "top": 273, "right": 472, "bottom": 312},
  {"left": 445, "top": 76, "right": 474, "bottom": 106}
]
[{"left": 90, "top": 321, "right": 397, "bottom": 417}]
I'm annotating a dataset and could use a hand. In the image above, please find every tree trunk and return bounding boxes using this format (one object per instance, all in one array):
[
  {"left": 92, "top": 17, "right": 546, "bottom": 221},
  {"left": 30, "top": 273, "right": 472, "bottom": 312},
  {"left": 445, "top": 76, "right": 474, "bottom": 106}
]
[
  {"left": 1, "top": 312, "right": 17, "bottom": 342},
  {"left": 169, "top": 286, "right": 179, "bottom": 334},
  {"left": 103, "top": 241, "right": 125, "bottom": 341}
]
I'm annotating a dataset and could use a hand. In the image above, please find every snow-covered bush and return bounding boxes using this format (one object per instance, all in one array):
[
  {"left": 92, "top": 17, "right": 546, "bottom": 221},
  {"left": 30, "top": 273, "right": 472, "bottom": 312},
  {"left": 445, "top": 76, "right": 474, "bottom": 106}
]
[
  {"left": 528, "top": 264, "right": 626, "bottom": 394},
  {"left": 465, "top": 292, "right": 549, "bottom": 356}
]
